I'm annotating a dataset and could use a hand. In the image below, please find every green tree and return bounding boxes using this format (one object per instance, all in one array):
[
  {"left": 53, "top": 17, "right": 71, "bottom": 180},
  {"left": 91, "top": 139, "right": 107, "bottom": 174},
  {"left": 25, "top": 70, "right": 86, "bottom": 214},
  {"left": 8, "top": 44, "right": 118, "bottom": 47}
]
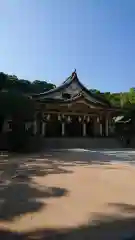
[
  {"left": 32, "top": 80, "right": 55, "bottom": 93},
  {"left": 128, "top": 87, "right": 135, "bottom": 105},
  {"left": 109, "top": 93, "right": 120, "bottom": 107},
  {"left": 120, "top": 93, "right": 130, "bottom": 108},
  {"left": 0, "top": 90, "right": 35, "bottom": 151},
  {"left": 90, "top": 89, "right": 100, "bottom": 94},
  {"left": 0, "top": 72, "right": 55, "bottom": 94},
  {"left": 0, "top": 72, "right": 8, "bottom": 90}
]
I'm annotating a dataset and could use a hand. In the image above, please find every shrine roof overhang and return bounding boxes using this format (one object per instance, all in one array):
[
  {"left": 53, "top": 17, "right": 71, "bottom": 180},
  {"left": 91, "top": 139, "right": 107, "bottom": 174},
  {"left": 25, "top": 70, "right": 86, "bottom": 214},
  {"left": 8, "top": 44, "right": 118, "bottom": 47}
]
[
  {"left": 35, "top": 93, "right": 125, "bottom": 113},
  {"left": 32, "top": 70, "right": 110, "bottom": 107},
  {"left": 35, "top": 93, "right": 106, "bottom": 107}
]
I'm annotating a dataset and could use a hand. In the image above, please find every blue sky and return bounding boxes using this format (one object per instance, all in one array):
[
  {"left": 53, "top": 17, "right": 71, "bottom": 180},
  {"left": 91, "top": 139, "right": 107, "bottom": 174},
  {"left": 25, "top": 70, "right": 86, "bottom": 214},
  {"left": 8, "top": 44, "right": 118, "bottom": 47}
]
[{"left": 0, "top": 0, "right": 135, "bottom": 92}]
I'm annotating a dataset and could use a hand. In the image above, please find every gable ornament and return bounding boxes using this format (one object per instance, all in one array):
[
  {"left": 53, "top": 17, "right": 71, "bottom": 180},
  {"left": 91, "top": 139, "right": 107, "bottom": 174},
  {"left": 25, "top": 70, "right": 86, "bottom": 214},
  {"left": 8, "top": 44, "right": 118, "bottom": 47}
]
[{"left": 71, "top": 69, "right": 77, "bottom": 80}]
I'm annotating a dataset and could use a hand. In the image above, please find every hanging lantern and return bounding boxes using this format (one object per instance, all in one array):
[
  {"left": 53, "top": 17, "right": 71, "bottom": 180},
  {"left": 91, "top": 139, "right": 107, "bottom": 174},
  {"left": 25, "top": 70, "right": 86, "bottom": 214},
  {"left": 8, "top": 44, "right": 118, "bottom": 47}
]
[
  {"left": 62, "top": 114, "right": 65, "bottom": 119},
  {"left": 67, "top": 116, "right": 71, "bottom": 123},
  {"left": 97, "top": 117, "right": 99, "bottom": 123},
  {"left": 46, "top": 114, "right": 50, "bottom": 121},
  {"left": 78, "top": 116, "right": 81, "bottom": 122},
  {"left": 58, "top": 115, "right": 61, "bottom": 121}
]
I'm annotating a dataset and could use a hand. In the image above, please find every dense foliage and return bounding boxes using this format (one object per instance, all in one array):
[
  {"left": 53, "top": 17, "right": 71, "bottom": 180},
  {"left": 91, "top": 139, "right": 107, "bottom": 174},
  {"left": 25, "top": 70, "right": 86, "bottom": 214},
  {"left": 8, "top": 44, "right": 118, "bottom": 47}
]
[
  {"left": 91, "top": 88, "right": 135, "bottom": 141},
  {"left": 0, "top": 72, "right": 37, "bottom": 151},
  {"left": 0, "top": 72, "right": 56, "bottom": 94},
  {"left": 90, "top": 88, "right": 135, "bottom": 108},
  {"left": 0, "top": 72, "right": 56, "bottom": 151}
]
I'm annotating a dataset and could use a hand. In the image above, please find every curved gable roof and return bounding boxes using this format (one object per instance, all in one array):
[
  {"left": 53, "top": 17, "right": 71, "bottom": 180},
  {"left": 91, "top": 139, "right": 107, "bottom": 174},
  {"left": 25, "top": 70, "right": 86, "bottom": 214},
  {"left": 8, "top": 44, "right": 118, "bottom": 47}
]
[{"left": 32, "top": 71, "right": 111, "bottom": 107}]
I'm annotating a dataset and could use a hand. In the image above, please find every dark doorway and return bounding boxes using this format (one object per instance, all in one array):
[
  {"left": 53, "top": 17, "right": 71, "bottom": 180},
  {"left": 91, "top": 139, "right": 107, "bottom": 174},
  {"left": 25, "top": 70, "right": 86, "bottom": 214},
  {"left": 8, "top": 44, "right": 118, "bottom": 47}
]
[
  {"left": 65, "top": 116, "right": 82, "bottom": 137},
  {"left": 86, "top": 119, "right": 94, "bottom": 137},
  {"left": 36, "top": 112, "right": 42, "bottom": 135},
  {"left": 46, "top": 114, "right": 62, "bottom": 137}
]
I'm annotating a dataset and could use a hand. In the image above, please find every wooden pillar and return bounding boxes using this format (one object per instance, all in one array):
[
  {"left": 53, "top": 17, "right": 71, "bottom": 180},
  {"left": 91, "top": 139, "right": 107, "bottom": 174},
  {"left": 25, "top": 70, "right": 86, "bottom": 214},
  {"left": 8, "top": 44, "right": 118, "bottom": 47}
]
[
  {"left": 105, "top": 112, "right": 111, "bottom": 137},
  {"left": 93, "top": 116, "right": 98, "bottom": 136},
  {"left": 108, "top": 115, "right": 115, "bottom": 136},
  {"left": 61, "top": 122, "right": 65, "bottom": 136},
  {"left": 94, "top": 116, "right": 99, "bottom": 136},
  {"left": 83, "top": 122, "right": 86, "bottom": 137},
  {"left": 99, "top": 116, "right": 102, "bottom": 136},
  {"left": 78, "top": 116, "right": 82, "bottom": 137},
  {"left": 105, "top": 118, "right": 109, "bottom": 137},
  {"left": 65, "top": 115, "right": 72, "bottom": 137},
  {"left": 44, "top": 114, "right": 50, "bottom": 137},
  {"left": 58, "top": 114, "right": 64, "bottom": 137},
  {"left": 41, "top": 121, "right": 46, "bottom": 136},
  {"left": 100, "top": 123, "right": 102, "bottom": 136},
  {"left": 33, "top": 120, "right": 37, "bottom": 135}
]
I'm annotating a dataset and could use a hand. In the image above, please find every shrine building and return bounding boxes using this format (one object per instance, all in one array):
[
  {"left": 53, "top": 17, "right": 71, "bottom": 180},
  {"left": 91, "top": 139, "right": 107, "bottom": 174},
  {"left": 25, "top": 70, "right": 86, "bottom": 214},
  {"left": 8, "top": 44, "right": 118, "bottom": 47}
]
[{"left": 32, "top": 71, "right": 122, "bottom": 138}]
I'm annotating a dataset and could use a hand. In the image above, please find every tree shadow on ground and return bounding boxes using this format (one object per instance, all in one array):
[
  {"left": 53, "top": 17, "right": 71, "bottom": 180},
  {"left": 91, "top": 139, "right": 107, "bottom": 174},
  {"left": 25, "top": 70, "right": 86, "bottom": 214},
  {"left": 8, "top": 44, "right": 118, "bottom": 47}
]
[
  {"left": 0, "top": 203, "right": 135, "bottom": 239},
  {"left": 108, "top": 203, "right": 135, "bottom": 214},
  {"left": 0, "top": 181, "right": 68, "bottom": 221},
  {"left": 0, "top": 149, "right": 133, "bottom": 223},
  {"left": 0, "top": 155, "right": 69, "bottom": 221}
]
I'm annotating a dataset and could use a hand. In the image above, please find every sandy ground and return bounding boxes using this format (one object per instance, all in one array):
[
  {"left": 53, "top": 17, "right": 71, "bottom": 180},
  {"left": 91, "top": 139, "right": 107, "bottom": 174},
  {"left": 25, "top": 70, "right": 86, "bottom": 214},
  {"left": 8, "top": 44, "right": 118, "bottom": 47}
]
[{"left": 0, "top": 150, "right": 135, "bottom": 239}]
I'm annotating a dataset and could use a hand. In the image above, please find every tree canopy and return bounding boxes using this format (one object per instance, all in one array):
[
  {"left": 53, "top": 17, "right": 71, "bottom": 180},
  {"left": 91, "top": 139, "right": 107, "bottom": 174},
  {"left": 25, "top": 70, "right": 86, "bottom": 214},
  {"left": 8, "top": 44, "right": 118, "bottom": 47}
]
[
  {"left": 91, "top": 88, "right": 135, "bottom": 108},
  {"left": 0, "top": 72, "right": 56, "bottom": 94}
]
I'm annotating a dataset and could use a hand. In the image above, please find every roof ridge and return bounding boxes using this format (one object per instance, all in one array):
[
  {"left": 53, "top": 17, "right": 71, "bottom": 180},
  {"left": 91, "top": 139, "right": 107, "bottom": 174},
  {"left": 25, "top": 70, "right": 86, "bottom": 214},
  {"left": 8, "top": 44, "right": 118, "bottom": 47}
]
[
  {"left": 62, "top": 75, "right": 72, "bottom": 84},
  {"left": 62, "top": 70, "right": 77, "bottom": 84}
]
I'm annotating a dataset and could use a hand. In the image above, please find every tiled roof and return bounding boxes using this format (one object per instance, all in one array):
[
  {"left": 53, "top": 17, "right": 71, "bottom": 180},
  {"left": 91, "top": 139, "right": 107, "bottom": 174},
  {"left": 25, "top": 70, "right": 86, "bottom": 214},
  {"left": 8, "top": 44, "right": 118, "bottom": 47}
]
[{"left": 32, "top": 71, "right": 111, "bottom": 107}]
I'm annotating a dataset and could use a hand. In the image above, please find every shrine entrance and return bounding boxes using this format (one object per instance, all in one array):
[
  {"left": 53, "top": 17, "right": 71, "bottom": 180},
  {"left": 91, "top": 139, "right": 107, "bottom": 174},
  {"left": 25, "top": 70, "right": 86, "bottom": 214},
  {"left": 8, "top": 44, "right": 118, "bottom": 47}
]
[
  {"left": 46, "top": 114, "right": 62, "bottom": 137},
  {"left": 65, "top": 116, "right": 82, "bottom": 137},
  {"left": 86, "top": 118, "right": 94, "bottom": 137}
]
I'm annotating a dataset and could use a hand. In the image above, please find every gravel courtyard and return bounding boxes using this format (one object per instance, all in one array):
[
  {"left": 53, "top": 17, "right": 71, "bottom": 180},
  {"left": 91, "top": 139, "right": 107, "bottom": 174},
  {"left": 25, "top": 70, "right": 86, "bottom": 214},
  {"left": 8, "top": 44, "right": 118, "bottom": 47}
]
[{"left": 0, "top": 149, "right": 135, "bottom": 239}]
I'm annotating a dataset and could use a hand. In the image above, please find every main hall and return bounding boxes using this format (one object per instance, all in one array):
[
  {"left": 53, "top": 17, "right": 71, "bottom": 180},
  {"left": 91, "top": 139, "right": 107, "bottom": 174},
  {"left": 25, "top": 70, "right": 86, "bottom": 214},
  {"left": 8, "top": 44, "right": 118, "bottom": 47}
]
[{"left": 32, "top": 71, "right": 121, "bottom": 138}]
